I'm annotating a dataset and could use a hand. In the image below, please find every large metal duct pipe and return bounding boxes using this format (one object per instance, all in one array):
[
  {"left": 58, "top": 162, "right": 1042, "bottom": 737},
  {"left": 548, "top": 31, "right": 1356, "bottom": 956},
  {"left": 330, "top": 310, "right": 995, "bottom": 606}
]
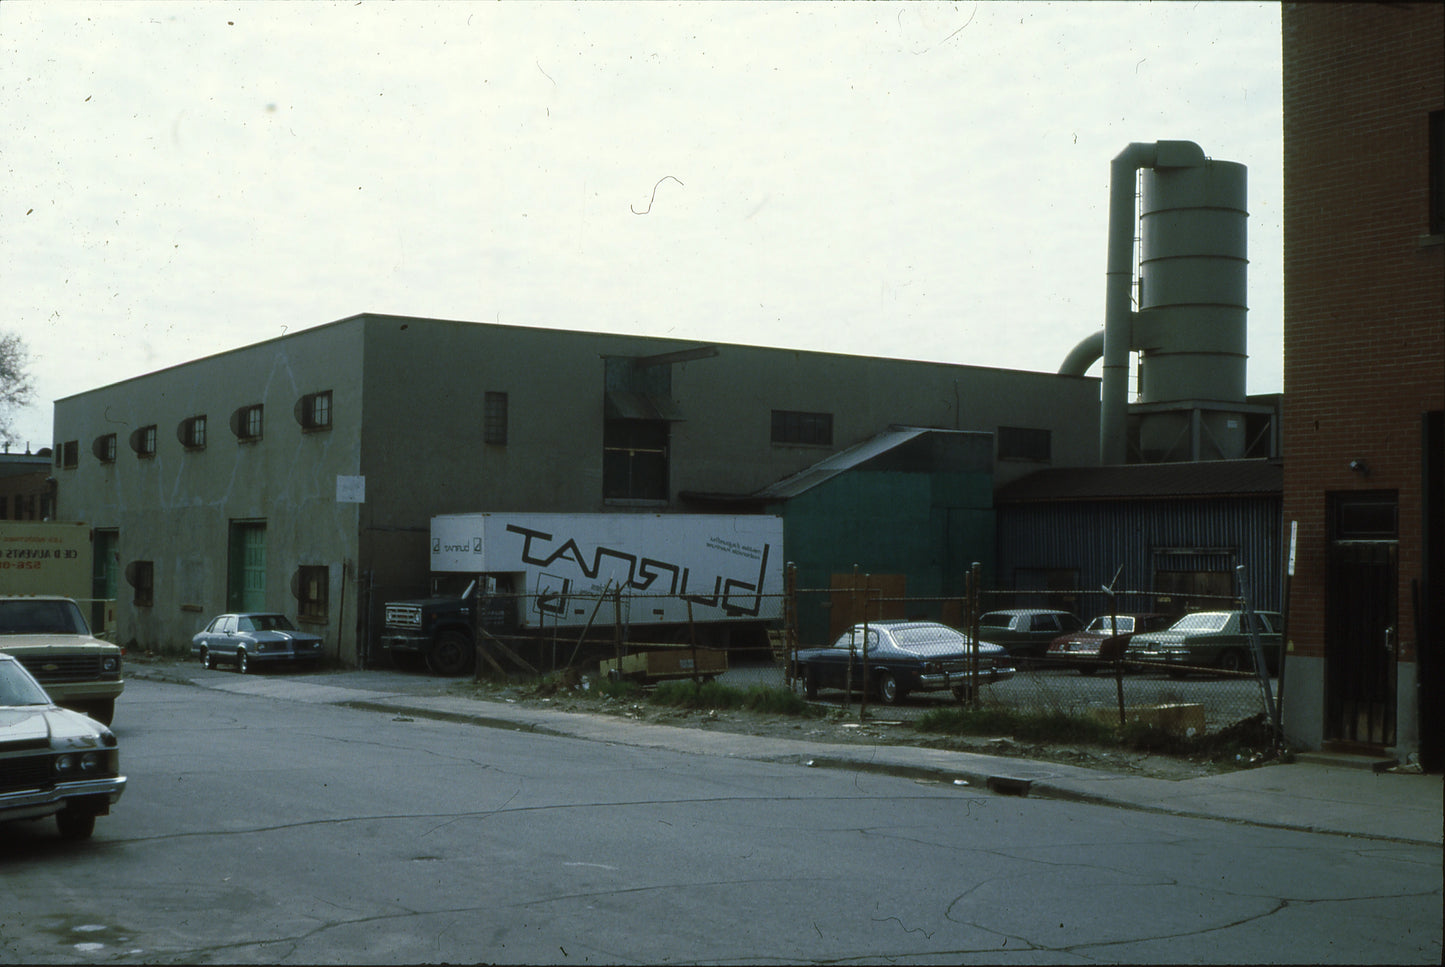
[
  {"left": 1058, "top": 329, "right": 1103, "bottom": 378},
  {"left": 1099, "top": 141, "right": 1208, "bottom": 465}
]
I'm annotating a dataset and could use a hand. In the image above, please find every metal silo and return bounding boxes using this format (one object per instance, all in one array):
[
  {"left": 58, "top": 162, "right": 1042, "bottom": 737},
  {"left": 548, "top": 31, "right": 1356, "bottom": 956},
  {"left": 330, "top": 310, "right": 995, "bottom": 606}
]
[
  {"left": 1068, "top": 141, "right": 1251, "bottom": 465},
  {"left": 1135, "top": 159, "right": 1249, "bottom": 461}
]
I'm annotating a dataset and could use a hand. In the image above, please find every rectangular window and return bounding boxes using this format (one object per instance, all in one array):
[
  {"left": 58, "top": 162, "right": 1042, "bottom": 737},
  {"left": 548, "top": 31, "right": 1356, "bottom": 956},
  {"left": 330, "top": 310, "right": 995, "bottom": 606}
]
[
  {"left": 94, "top": 434, "right": 117, "bottom": 463},
  {"left": 127, "top": 560, "right": 155, "bottom": 608},
  {"left": 603, "top": 419, "right": 669, "bottom": 500},
  {"left": 130, "top": 425, "right": 157, "bottom": 458},
  {"left": 997, "top": 426, "right": 1052, "bottom": 462},
  {"left": 298, "top": 391, "right": 332, "bottom": 430},
  {"left": 59, "top": 440, "right": 79, "bottom": 469},
  {"left": 179, "top": 415, "right": 207, "bottom": 450},
  {"left": 484, "top": 392, "right": 508, "bottom": 445},
  {"left": 771, "top": 410, "right": 833, "bottom": 446},
  {"left": 297, "top": 564, "right": 329, "bottom": 620}
]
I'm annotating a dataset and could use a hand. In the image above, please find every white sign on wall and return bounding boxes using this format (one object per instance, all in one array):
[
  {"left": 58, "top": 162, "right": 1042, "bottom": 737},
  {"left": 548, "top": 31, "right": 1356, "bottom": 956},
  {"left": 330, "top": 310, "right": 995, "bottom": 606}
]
[{"left": 336, "top": 475, "right": 366, "bottom": 503}]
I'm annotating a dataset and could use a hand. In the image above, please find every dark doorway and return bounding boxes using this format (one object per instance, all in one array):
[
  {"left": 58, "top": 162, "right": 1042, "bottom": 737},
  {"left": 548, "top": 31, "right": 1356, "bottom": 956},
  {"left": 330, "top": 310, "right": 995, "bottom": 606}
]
[{"left": 1325, "top": 493, "right": 1398, "bottom": 749}]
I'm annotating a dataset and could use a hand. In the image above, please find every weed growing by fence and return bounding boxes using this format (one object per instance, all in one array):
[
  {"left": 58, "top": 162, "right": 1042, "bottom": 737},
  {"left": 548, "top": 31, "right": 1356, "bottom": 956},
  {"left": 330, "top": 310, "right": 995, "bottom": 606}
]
[
  {"left": 916, "top": 706, "right": 1287, "bottom": 766},
  {"left": 649, "top": 680, "right": 822, "bottom": 717},
  {"left": 917, "top": 707, "right": 1118, "bottom": 745}
]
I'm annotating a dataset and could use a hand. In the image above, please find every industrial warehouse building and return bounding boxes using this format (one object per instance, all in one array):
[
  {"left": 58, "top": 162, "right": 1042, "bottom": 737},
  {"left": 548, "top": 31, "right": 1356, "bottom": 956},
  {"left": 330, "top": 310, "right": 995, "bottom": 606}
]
[
  {"left": 1279, "top": 3, "right": 1443, "bottom": 768},
  {"left": 50, "top": 314, "right": 1100, "bottom": 664}
]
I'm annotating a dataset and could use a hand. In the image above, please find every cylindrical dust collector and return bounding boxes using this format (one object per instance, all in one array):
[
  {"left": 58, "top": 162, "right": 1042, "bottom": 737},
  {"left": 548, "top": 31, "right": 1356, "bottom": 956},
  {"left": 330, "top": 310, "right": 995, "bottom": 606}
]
[{"left": 1134, "top": 160, "right": 1249, "bottom": 459}]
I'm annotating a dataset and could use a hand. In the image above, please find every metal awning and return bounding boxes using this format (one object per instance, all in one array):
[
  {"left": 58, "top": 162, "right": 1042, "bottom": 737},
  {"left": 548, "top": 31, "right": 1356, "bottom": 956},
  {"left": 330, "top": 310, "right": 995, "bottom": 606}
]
[{"left": 604, "top": 390, "right": 684, "bottom": 422}]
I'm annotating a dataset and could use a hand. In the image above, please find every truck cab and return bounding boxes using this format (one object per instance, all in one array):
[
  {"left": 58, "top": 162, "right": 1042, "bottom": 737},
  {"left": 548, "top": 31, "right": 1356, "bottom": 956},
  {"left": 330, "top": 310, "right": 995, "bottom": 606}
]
[{"left": 0, "top": 596, "right": 124, "bottom": 724}]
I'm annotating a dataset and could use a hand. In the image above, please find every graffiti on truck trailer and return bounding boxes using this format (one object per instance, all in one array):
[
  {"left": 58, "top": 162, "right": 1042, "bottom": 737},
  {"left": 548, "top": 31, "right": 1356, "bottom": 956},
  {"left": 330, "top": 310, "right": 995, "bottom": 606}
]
[{"left": 504, "top": 523, "right": 772, "bottom": 618}]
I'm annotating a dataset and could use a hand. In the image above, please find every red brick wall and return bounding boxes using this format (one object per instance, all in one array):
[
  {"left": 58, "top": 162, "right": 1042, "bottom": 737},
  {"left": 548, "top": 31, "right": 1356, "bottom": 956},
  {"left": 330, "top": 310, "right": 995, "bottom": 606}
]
[{"left": 1282, "top": 3, "right": 1445, "bottom": 663}]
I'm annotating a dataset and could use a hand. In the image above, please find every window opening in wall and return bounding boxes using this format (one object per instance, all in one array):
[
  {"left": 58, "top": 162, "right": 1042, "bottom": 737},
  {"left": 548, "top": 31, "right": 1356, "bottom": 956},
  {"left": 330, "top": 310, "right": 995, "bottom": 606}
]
[
  {"left": 1430, "top": 110, "right": 1444, "bottom": 237},
  {"left": 296, "top": 565, "right": 329, "bottom": 620},
  {"left": 178, "top": 415, "right": 207, "bottom": 450},
  {"left": 484, "top": 391, "right": 508, "bottom": 445},
  {"left": 997, "top": 425, "right": 1052, "bottom": 462},
  {"left": 130, "top": 425, "right": 157, "bottom": 458},
  {"left": 603, "top": 419, "right": 669, "bottom": 500},
  {"left": 126, "top": 560, "right": 154, "bottom": 607},
  {"left": 296, "top": 391, "right": 332, "bottom": 430},
  {"left": 58, "top": 440, "right": 78, "bottom": 469},
  {"left": 93, "top": 434, "right": 117, "bottom": 463},
  {"left": 231, "top": 404, "right": 264, "bottom": 441},
  {"left": 771, "top": 410, "right": 833, "bottom": 446}
]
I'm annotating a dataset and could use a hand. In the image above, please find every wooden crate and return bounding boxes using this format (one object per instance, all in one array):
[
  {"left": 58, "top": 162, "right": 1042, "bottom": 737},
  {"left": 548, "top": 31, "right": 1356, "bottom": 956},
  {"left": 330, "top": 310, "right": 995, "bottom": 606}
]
[{"left": 600, "top": 646, "right": 729, "bottom": 683}]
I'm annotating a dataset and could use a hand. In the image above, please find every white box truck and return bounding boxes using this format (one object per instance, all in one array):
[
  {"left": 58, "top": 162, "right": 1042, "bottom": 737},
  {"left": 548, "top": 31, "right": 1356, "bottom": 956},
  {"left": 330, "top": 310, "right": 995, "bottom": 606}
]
[{"left": 381, "top": 513, "right": 784, "bottom": 675}]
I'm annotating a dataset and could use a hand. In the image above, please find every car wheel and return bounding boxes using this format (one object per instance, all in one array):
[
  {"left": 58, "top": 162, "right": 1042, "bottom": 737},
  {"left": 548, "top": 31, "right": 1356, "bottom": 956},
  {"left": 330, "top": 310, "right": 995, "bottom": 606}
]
[
  {"left": 950, "top": 683, "right": 974, "bottom": 702},
  {"left": 56, "top": 805, "right": 97, "bottom": 841},
  {"left": 199, "top": 647, "right": 212, "bottom": 670},
  {"left": 428, "top": 630, "right": 474, "bottom": 677},
  {"left": 801, "top": 666, "right": 818, "bottom": 700},
  {"left": 236, "top": 649, "right": 249, "bottom": 674},
  {"left": 876, "top": 671, "right": 906, "bottom": 705},
  {"left": 1218, "top": 648, "right": 1248, "bottom": 673},
  {"left": 86, "top": 700, "right": 115, "bottom": 726}
]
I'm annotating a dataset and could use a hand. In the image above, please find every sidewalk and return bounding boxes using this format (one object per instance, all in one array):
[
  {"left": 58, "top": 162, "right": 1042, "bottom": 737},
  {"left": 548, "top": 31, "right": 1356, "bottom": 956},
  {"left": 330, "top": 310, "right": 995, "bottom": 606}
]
[{"left": 127, "top": 660, "right": 1443, "bottom": 847}]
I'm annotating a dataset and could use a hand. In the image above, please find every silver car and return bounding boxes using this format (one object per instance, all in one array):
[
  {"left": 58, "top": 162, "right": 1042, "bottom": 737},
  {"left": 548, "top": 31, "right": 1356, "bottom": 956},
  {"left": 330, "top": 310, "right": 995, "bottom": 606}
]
[
  {"left": 0, "top": 652, "right": 126, "bottom": 841},
  {"left": 192, "top": 613, "right": 324, "bottom": 673}
]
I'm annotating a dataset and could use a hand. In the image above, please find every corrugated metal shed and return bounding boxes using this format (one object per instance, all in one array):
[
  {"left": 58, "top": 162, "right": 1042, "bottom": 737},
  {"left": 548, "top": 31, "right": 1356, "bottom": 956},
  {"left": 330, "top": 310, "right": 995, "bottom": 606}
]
[
  {"left": 995, "top": 459, "right": 1283, "bottom": 617},
  {"left": 996, "top": 459, "right": 1281, "bottom": 502}
]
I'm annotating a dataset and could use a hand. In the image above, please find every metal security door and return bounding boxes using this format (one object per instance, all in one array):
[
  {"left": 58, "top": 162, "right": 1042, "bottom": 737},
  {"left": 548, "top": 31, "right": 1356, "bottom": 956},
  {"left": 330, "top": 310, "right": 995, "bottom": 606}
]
[
  {"left": 228, "top": 521, "right": 267, "bottom": 613},
  {"left": 91, "top": 529, "right": 118, "bottom": 635},
  {"left": 1325, "top": 494, "right": 1398, "bottom": 748}
]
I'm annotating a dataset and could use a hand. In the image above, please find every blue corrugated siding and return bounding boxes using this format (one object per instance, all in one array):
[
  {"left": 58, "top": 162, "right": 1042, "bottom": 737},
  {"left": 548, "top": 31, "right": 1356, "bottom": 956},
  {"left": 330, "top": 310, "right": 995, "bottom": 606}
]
[{"left": 996, "top": 496, "right": 1282, "bottom": 610}]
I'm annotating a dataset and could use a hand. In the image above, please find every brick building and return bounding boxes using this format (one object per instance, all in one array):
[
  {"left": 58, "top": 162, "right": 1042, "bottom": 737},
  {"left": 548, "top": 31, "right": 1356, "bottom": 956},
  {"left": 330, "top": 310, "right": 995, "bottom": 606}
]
[{"left": 1281, "top": 3, "right": 1444, "bottom": 765}]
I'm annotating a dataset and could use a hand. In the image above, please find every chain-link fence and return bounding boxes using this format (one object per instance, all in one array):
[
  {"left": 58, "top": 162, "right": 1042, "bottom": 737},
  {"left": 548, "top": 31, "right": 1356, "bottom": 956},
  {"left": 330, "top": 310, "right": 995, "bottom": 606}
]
[{"left": 377, "top": 566, "right": 1282, "bottom": 739}]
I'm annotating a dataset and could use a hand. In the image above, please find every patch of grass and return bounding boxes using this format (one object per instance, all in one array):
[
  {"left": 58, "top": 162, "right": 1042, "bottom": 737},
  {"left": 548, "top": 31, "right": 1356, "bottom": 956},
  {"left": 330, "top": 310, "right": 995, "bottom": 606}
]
[
  {"left": 915, "top": 706, "right": 1288, "bottom": 767},
  {"left": 595, "top": 677, "right": 644, "bottom": 701},
  {"left": 648, "top": 679, "right": 823, "bottom": 717},
  {"left": 916, "top": 707, "right": 1117, "bottom": 745}
]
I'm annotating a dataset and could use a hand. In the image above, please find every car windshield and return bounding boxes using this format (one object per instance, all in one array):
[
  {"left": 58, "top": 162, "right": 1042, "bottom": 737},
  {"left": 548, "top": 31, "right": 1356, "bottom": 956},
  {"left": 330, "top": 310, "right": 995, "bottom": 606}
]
[
  {"left": 1168, "top": 612, "right": 1231, "bottom": 632},
  {"left": 978, "top": 614, "right": 1014, "bottom": 629},
  {"left": 240, "top": 614, "right": 297, "bottom": 632},
  {"left": 0, "top": 598, "right": 91, "bottom": 636},
  {"left": 1084, "top": 615, "right": 1136, "bottom": 634},
  {"left": 0, "top": 661, "right": 52, "bottom": 706}
]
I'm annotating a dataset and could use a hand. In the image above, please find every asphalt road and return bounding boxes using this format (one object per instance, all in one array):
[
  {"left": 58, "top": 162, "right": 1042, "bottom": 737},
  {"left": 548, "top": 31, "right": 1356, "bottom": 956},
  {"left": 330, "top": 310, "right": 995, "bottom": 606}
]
[{"left": 1, "top": 678, "right": 1438, "bottom": 965}]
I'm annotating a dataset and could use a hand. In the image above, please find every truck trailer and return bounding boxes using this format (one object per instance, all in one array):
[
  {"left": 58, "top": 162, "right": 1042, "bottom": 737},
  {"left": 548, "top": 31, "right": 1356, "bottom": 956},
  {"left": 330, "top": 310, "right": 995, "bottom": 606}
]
[{"left": 381, "top": 513, "right": 784, "bottom": 675}]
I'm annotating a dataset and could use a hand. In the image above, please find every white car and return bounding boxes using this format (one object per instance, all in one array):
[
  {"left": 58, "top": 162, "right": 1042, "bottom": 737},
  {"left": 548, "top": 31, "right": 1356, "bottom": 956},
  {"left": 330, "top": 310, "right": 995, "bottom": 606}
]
[{"left": 0, "top": 652, "right": 126, "bottom": 840}]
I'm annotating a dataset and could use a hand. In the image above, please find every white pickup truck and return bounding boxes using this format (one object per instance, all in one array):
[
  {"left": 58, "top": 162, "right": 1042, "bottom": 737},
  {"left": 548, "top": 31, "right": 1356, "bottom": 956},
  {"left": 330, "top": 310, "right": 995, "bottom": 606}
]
[{"left": 0, "top": 596, "right": 124, "bottom": 724}]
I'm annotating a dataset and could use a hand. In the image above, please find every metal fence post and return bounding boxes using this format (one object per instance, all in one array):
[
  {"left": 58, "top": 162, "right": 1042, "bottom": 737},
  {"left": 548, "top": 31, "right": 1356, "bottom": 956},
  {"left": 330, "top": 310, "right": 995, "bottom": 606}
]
[{"left": 1236, "top": 564, "right": 1281, "bottom": 743}]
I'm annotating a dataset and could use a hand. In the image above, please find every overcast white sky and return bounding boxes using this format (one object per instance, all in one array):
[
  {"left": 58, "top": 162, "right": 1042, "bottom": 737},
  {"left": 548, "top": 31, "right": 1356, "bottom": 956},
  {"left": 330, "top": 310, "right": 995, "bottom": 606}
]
[{"left": 1, "top": 0, "right": 1283, "bottom": 453}]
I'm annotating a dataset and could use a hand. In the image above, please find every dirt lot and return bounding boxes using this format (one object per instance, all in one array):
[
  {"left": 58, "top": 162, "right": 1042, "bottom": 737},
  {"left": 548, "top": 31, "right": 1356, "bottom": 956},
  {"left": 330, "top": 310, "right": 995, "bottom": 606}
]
[{"left": 455, "top": 676, "right": 1266, "bottom": 782}]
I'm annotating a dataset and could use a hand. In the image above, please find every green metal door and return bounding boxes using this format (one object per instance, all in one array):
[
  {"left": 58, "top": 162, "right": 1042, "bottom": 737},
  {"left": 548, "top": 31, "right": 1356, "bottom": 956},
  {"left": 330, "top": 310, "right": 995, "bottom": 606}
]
[
  {"left": 91, "top": 529, "right": 119, "bottom": 635},
  {"left": 228, "top": 521, "right": 267, "bottom": 612}
]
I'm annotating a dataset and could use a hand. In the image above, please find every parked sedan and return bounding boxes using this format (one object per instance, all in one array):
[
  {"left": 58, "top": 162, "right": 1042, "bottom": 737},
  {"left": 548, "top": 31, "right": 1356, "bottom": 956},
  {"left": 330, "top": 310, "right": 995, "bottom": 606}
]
[
  {"left": 976, "top": 609, "right": 1084, "bottom": 663},
  {"left": 795, "top": 621, "right": 1015, "bottom": 705},
  {"left": 192, "top": 613, "right": 323, "bottom": 673},
  {"left": 1047, "top": 613, "right": 1174, "bottom": 674},
  {"left": 1125, "top": 610, "right": 1283, "bottom": 675},
  {"left": 0, "top": 652, "right": 126, "bottom": 841}
]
